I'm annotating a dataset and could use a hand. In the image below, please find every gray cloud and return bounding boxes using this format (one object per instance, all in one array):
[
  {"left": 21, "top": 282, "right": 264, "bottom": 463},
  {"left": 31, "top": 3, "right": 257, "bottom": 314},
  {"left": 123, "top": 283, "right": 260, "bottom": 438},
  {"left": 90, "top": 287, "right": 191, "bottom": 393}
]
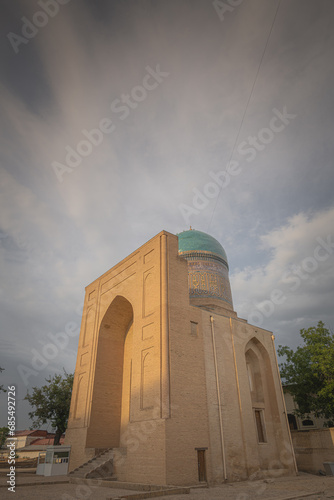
[{"left": 1, "top": 0, "right": 334, "bottom": 428}]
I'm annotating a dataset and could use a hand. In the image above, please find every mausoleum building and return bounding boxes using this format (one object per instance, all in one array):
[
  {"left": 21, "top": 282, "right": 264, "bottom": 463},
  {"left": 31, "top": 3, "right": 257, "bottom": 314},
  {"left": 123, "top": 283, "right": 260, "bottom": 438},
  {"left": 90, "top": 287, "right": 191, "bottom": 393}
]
[{"left": 65, "top": 229, "right": 296, "bottom": 485}]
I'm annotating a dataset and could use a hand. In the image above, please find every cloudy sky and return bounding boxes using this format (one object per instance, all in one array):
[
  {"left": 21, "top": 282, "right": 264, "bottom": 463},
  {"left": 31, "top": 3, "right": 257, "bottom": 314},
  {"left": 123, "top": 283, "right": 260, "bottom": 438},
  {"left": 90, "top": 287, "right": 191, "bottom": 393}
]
[{"left": 0, "top": 0, "right": 334, "bottom": 429}]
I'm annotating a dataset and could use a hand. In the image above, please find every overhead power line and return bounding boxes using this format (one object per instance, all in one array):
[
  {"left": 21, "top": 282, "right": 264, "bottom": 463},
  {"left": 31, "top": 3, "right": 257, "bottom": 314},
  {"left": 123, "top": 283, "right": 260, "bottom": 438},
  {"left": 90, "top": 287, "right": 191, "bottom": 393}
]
[{"left": 208, "top": 0, "right": 282, "bottom": 231}]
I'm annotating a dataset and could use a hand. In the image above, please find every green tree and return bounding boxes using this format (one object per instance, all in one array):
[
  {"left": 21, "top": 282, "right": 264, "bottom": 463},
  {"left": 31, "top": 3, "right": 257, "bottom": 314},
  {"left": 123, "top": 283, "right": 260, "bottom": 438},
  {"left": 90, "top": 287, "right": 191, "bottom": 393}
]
[
  {"left": 0, "top": 427, "right": 9, "bottom": 448},
  {"left": 278, "top": 321, "right": 334, "bottom": 427},
  {"left": 0, "top": 366, "right": 6, "bottom": 393},
  {"left": 25, "top": 370, "right": 74, "bottom": 445}
]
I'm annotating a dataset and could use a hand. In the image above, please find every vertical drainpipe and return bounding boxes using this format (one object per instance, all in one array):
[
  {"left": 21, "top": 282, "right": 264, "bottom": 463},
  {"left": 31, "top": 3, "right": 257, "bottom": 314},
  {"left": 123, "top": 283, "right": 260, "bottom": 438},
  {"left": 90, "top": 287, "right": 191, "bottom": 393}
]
[
  {"left": 161, "top": 233, "right": 170, "bottom": 419},
  {"left": 229, "top": 318, "right": 249, "bottom": 476},
  {"left": 210, "top": 316, "right": 227, "bottom": 481},
  {"left": 271, "top": 334, "right": 298, "bottom": 474}
]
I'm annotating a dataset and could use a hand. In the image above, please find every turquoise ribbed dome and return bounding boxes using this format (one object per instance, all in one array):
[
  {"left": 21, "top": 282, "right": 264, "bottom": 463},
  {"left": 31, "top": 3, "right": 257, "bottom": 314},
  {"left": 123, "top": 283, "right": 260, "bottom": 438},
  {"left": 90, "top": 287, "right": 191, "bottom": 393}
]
[{"left": 177, "top": 229, "right": 228, "bottom": 266}]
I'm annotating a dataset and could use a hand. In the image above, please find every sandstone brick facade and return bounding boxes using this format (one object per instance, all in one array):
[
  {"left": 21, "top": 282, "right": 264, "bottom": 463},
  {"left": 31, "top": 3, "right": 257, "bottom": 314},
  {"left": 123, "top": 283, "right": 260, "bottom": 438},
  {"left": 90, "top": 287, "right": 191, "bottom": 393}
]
[{"left": 65, "top": 230, "right": 297, "bottom": 485}]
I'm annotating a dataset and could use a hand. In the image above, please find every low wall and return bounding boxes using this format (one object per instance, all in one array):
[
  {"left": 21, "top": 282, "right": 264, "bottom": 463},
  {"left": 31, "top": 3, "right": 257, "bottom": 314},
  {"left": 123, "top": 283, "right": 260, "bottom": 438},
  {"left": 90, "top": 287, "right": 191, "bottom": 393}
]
[
  {"left": 0, "top": 458, "right": 37, "bottom": 468},
  {"left": 291, "top": 428, "right": 334, "bottom": 474}
]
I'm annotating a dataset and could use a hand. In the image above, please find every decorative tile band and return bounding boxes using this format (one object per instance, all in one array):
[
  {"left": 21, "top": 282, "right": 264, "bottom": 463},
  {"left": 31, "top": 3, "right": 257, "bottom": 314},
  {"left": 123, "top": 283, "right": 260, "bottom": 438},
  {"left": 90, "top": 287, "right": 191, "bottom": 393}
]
[
  {"left": 182, "top": 255, "right": 233, "bottom": 305},
  {"left": 179, "top": 250, "right": 229, "bottom": 269}
]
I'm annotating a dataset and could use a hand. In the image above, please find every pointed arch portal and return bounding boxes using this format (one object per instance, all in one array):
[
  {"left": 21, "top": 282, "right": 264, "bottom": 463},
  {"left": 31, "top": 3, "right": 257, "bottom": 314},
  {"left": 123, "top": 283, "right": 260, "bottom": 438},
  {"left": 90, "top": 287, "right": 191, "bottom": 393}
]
[
  {"left": 244, "top": 337, "right": 281, "bottom": 465},
  {"left": 87, "top": 295, "right": 133, "bottom": 449}
]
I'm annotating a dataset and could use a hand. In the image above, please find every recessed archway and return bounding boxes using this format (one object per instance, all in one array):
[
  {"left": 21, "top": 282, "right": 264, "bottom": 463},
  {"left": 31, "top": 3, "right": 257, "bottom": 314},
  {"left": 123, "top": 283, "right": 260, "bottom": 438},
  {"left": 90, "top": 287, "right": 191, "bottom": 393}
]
[
  {"left": 245, "top": 337, "right": 281, "bottom": 466},
  {"left": 87, "top": 295, "right": 133, "bottom": 449}
]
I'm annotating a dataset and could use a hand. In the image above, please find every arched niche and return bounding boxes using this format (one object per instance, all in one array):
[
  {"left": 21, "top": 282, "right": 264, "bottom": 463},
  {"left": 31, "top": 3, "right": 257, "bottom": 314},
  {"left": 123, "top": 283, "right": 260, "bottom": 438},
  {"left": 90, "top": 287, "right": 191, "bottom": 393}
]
[
  {"left": 73, "top": 374, "right": 84, "bottom": 420},
  {"left": 82, "top": 307, "right": 95, "bottom": 347},
  {"left": 244, "top": 337, "right": 281, "bottom": 455},
  {"left": 141, "top": 350, "right": 155, "bottom": 410},
  {"left": 245, "top": 347, "right": 264, "bottom": 405}
]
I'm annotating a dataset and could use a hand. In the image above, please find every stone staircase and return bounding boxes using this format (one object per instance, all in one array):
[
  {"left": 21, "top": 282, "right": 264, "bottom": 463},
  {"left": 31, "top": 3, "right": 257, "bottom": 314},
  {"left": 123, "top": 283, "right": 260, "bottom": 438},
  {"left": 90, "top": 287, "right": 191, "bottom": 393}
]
[{"left": 68, "top": 448, "right": 116, "bottom": 480}]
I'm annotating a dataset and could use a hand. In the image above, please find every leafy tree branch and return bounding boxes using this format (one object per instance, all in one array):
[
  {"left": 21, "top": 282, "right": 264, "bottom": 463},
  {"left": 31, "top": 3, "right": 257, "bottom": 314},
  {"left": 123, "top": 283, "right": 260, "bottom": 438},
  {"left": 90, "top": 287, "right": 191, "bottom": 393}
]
[
  {"left": 25, "top": 370, "right": 74, "bottom": 445},
  {"left": 278, "top": 321, "right": 334, "bottom": 427}
]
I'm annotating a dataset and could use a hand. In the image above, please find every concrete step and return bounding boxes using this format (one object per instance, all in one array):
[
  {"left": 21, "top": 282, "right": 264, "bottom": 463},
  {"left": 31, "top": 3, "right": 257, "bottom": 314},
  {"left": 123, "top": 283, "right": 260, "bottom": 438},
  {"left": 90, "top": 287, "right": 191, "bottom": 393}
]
[
  {"left": 69, "top": 448, "right": 115, "bottom": 479},
  {"left": 69, "top": 450, "right": 113, "bottom": 473}
]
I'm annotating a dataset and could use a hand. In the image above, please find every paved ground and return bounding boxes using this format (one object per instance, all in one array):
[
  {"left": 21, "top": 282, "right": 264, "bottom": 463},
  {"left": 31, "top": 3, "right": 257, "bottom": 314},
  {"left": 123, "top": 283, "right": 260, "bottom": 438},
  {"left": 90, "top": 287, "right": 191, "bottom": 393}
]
[
  {"left": 1, "top": 483, "right": 141, "bottom": 499},
  {"left": 172, "top": 474, "right": 334, "bottom": 500},
  {"left": 0, "top": 471, "right": 140, "bottom": 499},
  {"left": 0, "top": 471, "right": 333, "bottom": 499}
]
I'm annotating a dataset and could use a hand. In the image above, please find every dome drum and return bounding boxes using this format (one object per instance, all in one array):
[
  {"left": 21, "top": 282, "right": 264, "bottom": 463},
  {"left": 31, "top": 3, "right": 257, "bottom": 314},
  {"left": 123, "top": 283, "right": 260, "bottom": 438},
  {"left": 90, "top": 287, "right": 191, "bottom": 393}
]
[{"left": 177, "top": 229, "right": 233, "bottom": 307}]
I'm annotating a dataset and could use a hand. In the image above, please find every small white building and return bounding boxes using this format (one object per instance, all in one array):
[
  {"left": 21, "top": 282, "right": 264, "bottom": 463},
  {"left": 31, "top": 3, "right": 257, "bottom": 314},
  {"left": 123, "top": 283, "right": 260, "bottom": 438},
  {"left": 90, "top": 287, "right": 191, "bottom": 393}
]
[{"left": 36, "top": 446, "right": 71, "bottom": 476}]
